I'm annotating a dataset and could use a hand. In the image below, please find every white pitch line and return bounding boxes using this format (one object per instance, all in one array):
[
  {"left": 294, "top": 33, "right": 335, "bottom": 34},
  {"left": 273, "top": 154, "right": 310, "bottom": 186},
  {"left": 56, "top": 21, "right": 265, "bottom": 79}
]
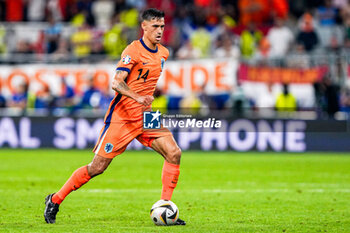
[
  {"left": 80, "top": 188, "right": 350, "bottom": 194},
  {"left": 0, "top": 188, "right": 349, "bottom": 193}
]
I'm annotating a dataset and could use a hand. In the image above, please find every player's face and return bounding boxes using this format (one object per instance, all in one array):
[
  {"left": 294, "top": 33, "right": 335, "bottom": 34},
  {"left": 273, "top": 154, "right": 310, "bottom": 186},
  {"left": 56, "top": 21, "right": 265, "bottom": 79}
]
[{"left": 142, "top": 18, "right": 165, "bottom": 44}]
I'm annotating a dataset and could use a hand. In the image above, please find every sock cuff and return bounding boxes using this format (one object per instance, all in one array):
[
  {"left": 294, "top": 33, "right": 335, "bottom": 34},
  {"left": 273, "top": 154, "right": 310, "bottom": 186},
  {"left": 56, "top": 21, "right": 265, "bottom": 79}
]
[
  {"left": 80, "top": 165, "right": 91, "bottom": 180},
  {"left": 53, "top": 193, "right": 63, "bottom": 204},
  {"left": 75, "top": 165, "right": 91, "bottom": 183},
  {"left": 163, "top": 160, "right": 180, "bottom": 174}
]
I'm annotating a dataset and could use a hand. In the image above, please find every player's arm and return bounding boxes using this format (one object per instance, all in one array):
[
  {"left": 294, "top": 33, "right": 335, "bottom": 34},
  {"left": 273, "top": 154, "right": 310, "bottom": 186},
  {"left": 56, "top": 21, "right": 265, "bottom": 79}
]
[{"left": 112, "top": 70, "right": 154, "bottom": 106}]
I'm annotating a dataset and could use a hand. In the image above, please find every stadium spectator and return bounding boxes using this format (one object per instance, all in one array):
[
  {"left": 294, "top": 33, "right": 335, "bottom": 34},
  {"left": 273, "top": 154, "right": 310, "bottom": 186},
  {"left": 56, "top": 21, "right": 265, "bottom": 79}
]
[
  {"left": 8, "top": 82, "right": 28, "bottom": 110},
  {"left": 120, "top": 7, "right": 139, "bottom": 28},
  {"left": 5, "top": 0, "right": 24, "bottom": 22},
  {"left": 172, "top": 4, "right": 192, "bottom": 46},
  {"left": 214, "top": 34, "right": 240, "bottom": 59},
  {"left": 161, "top": 21, "right": 180, "bottom": 52},
  {"left": 275, "top": 84, "right": 297, "bottom": 112},
  {"left": 47, "top": 0, "right": 66, "bottom": 22},
  {"left": 126, "top": 0, "right": 146, "bottom": 10},
  {"left": 316, "top": 0, "right": 344, "bottom": 48},
  {"left": 197, "top": 82, "right": 213, "bottom": 115},
  {"left": 71, "top": 23, "right": 93, "bottom": 59},
  {"left": 27, "top": 0, "right": 46, "bottom": 22},
  {"left": 119, "top": 7, "right": 139, "bottom": 43},
  {"left": 210, "top": 14, "right": 237, "bottom": 54},
  {"left": 89, "top": 39, "right": 105, "bottom": 62},
  {"left": 103, "top": 15, "right": 127, "bottom": 60},
  {"left": 15, "top": 40, "right": 33, "bottom": 54},
  {"left": 270, "top": 0, "right": 289, "bottom": 20},
  {"left": 286, "top": 43, "right": 311, "bottom": 69},
  {"left": 340, "top": 81, "right": 350, "bottom": 101},
  {"left": 91, "top": 0, "right": 115, "bottom": 30},
  {"left": 33, "top": 30, "right": 45, "bottom": 54},
  {"left": 194, "top": 0, "right": 217, "bottom": 8},
  {"left": 74, "top": 0, "right": 94, "bottom": 25},
  {"left": 323, "top": 76, "right": 340, "bottom": 118},
  {"left": 253, "top": 36, "right": 271, "bottom": 62},
  {"left": 152, "top": 88, "right": 168, "bottom": 113},
  {"left": 345, "top": 37, "right": 350, "bottom": 50},
  {"left": 34, "top": 85, "right": 54, "bottom": 109},
  {"left": 256, "top": 82, "right": 275, "bottom": 109},
  {"left": 0, "top": 25, "right": 7, "bottom": 54},
  {"left": 238, "top": 0, "right": 270, "bottom": 26},
  {"left": 98, "top": 86, "right": 113, "bottom": 110},
  {"left": 340, "top": 0, "right": 350, "bottom": 20},
  {"left": 316, "top": 0, "right": 338, "bottom": 26},
  {"left": 0, "top": 0, "right": 5, "bottom": 21},
  {"left": 340, "top": 82, "right": 350, "bottom": 117},
  {"left": 190, "top": 27, "right": 212, "bottom": 58},
  {"left": 231, "top": 81, "right": 250, "bottom": 116},
  {"left": 0, "top": 82, "right": 6, "bottom": 108},
  {"left": 51, "top": 38, "right": 70, "bottom": 62},
  {"left": 79, "top": 76, "right": 101, "bottom": 110},
  {"left": 296, "top": 13, "right": 319, "bottom": 52},
  {"left": 176, "top": 40, "right": 201, "bottom": 59},
  {"left": 53, "top": 76, "right": 76, "bottom": 111},
  {"left": 150, "top": 0, "right": 178, "bottom": 25},
  {"left": 342, "top": 3, "right": 350, "bottom": 48},
  {"left": 113, "top": 0, "right": 128, "bottom": 15},
  {"left": 211, "top": 93, "right": 231, "bottom": 110},
  {"left": 333, "top": 0, "right": 348, "bottom": 9},
  {"left": 266, "top": 17, "right": 294, "bottom": 59},
  {"left": 71, "top": 7, "right": 95, "bottom": 28},
  {"left": 180, "top": 93, "right": 202, "bottom": 115},
  {"left": 45, "top": 16, "right": 63, "bottom": 54},
  {"left": 240, "top": 23, "right": 263, "bottom": 59}
]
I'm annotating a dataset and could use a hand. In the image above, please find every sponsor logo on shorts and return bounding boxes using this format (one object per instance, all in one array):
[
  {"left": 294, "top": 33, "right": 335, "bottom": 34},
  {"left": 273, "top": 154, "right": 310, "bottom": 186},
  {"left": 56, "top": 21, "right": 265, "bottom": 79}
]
[
  {"left": 104, "top": 143, "right": 113, "bottom": 153},
  {"left": 143, "top": 110, "right": 161, "bottom": 129}
]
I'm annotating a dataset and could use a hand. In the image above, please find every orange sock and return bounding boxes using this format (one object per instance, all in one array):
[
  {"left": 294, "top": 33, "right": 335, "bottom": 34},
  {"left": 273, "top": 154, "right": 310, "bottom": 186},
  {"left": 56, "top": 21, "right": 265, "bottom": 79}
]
[
  {"left": 52, "top": 166, "right": 91, "bottom": 204},
  {"left": 161, "top": 161, "right": 180, "bottom": 200}
]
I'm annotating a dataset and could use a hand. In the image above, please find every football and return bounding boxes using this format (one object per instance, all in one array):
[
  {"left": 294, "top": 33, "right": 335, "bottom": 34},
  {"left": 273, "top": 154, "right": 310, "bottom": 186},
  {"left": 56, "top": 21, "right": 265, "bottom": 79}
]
[{"left": 150, "top": 200, "right": 179, "bottom": 225}]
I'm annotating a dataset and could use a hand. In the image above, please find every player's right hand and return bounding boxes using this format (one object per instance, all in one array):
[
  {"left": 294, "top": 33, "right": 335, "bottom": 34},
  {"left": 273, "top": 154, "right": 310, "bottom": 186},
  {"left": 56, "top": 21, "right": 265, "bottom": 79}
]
[{"left": 136, "top": 95, "right": 154, "bottom": 106}]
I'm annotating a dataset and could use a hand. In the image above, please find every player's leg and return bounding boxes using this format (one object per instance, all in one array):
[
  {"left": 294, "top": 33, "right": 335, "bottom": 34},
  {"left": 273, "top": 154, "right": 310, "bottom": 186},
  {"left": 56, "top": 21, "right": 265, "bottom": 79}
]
[
  {"left": 150, "top": 135, "right": 181, "bottom": 200},
  {"left": 44, "top": 122, "right": 138, "bottom": 223},
  {"left": 44, "top": 154, "right": 112, "bottom": 223},
  {"left": 149, "top": 135, "right": 186, "bottom": 225},
  {"left": 52, "top": 154, "right": 112, "bottom": 204}
]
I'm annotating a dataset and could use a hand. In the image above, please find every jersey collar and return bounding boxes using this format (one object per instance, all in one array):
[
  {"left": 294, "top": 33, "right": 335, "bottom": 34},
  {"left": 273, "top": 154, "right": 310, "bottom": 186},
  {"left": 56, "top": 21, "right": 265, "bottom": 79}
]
[{"left": 140, "top": 38, "right": 158, "bottom": 53}]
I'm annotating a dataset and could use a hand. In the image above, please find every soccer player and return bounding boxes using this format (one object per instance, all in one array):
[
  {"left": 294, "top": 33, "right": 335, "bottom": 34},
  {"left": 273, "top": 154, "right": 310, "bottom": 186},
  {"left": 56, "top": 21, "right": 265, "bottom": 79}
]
[{"left": 44, "top": 8, "right": 185, "bottom": 225}]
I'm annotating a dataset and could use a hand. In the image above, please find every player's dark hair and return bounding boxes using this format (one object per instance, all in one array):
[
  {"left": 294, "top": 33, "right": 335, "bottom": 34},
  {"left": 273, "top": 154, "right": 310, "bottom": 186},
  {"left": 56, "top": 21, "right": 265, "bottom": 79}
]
[{"left": 141, "top": 8, "right": 165, "bottom": 21}]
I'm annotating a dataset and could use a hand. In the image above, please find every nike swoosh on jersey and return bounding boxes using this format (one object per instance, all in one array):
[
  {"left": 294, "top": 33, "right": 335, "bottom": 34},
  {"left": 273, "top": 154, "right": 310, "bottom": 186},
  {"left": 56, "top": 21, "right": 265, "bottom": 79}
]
[{"left": 142, "top": 62, "right": 149, "bottom": 65}]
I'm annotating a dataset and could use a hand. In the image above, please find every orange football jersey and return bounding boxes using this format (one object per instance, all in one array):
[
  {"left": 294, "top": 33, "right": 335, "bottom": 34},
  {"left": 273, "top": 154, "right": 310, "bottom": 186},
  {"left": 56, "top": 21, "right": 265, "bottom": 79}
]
[{"left": 104, "top": 38, "right": 169, "bottom": 123}]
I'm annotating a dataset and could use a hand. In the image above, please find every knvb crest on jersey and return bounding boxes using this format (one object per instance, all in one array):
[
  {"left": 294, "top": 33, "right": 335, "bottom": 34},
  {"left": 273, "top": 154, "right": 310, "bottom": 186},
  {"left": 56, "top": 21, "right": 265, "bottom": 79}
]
[
  {"left": 143, "top": 110, "right": 161, "bottom": 129},
  {"left": 122, "top": 55, "right": 131, "bottom": 64}
]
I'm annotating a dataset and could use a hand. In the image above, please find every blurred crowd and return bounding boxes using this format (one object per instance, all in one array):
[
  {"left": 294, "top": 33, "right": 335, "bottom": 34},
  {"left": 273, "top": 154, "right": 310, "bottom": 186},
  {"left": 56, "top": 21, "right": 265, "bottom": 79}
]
[
  {"left": 0, "top": 0, "right": 350, "bottom": 119},
  {"left": 0, "top": 74, "right": 113, "bottom": 116},
  {"left": 1, "top": 74, "right": 349, "bottom": 120},
  {"left": 0, "top": 0, "right": 349, "bottom": 63}
]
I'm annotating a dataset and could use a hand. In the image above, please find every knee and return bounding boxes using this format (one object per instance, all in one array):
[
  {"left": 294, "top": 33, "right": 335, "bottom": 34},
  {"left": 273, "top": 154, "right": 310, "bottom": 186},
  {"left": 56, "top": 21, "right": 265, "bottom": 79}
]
[
  {"left": 88, "top": 162, "right": 107, "bottom": 177},
  {"left": 166, "top": 146, "right": 182, "bottom": 164}
]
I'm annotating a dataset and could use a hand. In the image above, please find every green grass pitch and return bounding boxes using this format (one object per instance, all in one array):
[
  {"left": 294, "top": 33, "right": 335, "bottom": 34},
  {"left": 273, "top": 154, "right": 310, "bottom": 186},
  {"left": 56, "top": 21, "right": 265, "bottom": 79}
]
[{"left": 0, "top": 149, "right": 349, "bottom": 232}]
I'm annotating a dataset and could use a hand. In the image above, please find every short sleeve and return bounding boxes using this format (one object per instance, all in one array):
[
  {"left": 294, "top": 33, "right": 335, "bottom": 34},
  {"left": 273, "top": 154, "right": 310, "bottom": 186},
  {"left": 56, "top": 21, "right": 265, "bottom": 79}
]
[{"left": 116, "top": 44, "right": 138, "bottom": 73}]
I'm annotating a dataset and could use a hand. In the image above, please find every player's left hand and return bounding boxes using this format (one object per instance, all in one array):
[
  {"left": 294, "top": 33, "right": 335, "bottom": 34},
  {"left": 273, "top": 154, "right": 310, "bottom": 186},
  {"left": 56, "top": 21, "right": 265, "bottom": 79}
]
[{"left": 136, "top": 95, "right": 154, "bottom": 106}]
